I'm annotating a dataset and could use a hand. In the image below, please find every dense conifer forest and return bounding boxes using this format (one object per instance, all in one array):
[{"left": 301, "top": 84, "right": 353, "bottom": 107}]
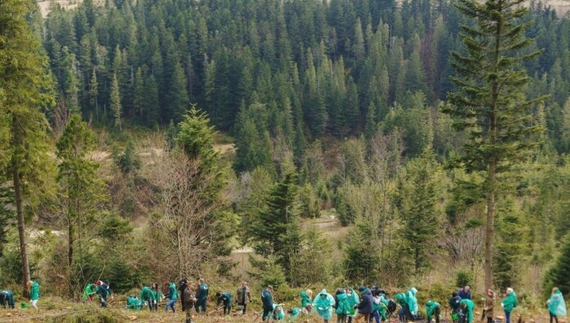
[{"left": 2, "top": 0, "right": 570, "bottom": 310}]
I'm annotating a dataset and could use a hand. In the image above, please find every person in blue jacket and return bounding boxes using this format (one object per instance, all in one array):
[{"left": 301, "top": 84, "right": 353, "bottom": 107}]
[
  {"left": 458, "top": 286, "right": 472, "bottom": 300},
  {"left": 356, "top": 286, "right": 373, "bottom": 322},
  {"left": 261, "top": 285, "right": 275, "bottom": 321}
]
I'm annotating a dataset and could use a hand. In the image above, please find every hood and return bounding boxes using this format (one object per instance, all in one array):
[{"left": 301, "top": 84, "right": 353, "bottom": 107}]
[
  {"left": 362, "top": 288, "right": 372, "bottom": 295},
  {"left": 396, "top": 293, "right": 404, "bottom": 300},
  {"left": 426, "top": 301, "right": 437, "bottom": 307},
  {"left": 410, "top": 288, "right": 417, "bottom": 296},
  {"left": 301, "top": 290, "right": 309, "bottom": 298},
  {"left": 337, "top": 292, "right": 348, "bottom": 301}
]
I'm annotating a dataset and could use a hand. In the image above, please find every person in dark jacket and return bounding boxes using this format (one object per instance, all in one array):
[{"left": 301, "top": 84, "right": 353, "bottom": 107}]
[
  {"left": 458, "top": 286, "right": 471, "bottom": 300},
  {"left": 179, "top": 278, "right": 188, "bottom": 311},
  {"left": 449, "top": 292, "right": 462, "bottom": 323},
  {"left": 96, "top": 281, "right": 113, "bottom": 308},
  {"left": 194, "top": 278, "right": 209, "bottom": 314},
  {"left": 355, "top": 286, "right": 373, "bottom": 322},
  {"left": 262, "top": 285, "right": 275, "bottom": 321},
  {"left": 0, "top": 290, "right": 14, "bottom": 309},
  {"left": 183, "top": 283, "right": 197, "bottom": 323}
]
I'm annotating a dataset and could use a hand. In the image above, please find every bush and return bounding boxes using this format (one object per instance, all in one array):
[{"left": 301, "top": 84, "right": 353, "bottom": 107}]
[{"left": 455, "top": 269, "right": 474, "bottom": 289}]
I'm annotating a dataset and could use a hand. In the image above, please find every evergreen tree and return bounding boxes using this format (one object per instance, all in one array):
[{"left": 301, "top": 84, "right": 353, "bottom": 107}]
[
  {"left": 110, "top": 73, "right": 122, "bottom": 130},
  {"left": 394, "top": 148, "right": 440, "bottom": 275},
  {"left": 249, "top": 173, "right": 302, "bottom": 284},
  {"left": 0, "top": 0, "right": 55, "bottom": 295},
  {"left": 545, "top": 233, "right": 570, "bottom": 296},
  {"left": 445, "top": 0, "right": 548, "bottom": 290},
  {"left": 56, "top": 114, "right": 107, "bottom": 294}
]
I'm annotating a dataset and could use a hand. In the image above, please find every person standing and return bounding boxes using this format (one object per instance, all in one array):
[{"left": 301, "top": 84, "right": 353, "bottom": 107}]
[
  {"left": 236, "top": 281, "right": 252, "bottom": 314},
  {"left": 195, "top": 278, "right": 209, "bottom": 314},
  {"left": 355, "top": 286, "right": 373, "bottom": 323},
  {"left": 335, "top": 288, "right": 352, "bottom": 323},
  {"left": 166, "top": 282, "right": 178, "bottom": 313},
  {"left": 547, "top": 287, "right": 567, "bottom": 323},
  {"left": 458, "top": 286, "right": 472, "bottom": 300},
  {"left": 28, "top": 280, "right": 40, "bottom": 310},
  {"left": 484, "top": 289, "right": 495, "bottom": 323},
  {"left": 261, "top": 285, "right": 275, "bottom": 321},
  {"left": 179, "top": 278, "right": 188, "bottom": 311},
  {"left": 150, "top": 283, "right": 161, "bottom": 312},
  {"left": 184, "top": 282, "right": 197, "bottom": 323},
  {"left": 501, "top": 288, "right": 518, "bottom": 323},
  {"left": 140, "top": 285, "right": 153, "bottom": 311},
  {"left": 216, "top": 291, "right": 233, "bottom": 316},
  {"left": 0, "top": 290, "right": 15, "bottom": 309},
  {"left": 313, "top": 289, "right": 335, "bottom": 323}
]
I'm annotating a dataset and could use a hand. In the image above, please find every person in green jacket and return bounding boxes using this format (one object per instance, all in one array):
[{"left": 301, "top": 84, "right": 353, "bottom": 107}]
[
  {"left": 288, "top": 307, "right": 302, "bottom": 323},
  {"left": 313, "top": 289, "right": 335, "bottom": 323},
  {"left": 547, "top": 287, "right": 567, "bottom": 323},
  {"left": 261, "top": 285, "right": 275, "bottom": 321},
  {"left": 194, "top": 278, "right": 209, "bottom": 314},
  {"left": 126, "top": 295, "right": 142, "bottom": 310},
  {"left": 335, "top": 289, "right": 352, "bottom": 323},
  {"left": 166, "top": 282, "right": 178, "bottom": 313},
  {"left": 426, "top": 301, "right": 441, "bottom": 323},
  {"left": 460, "top": 299, "right": 474, "bottom": 323},
  {"left": 140, "top": 285, "right": 153, "bottom": 311},
  {"left": 150, "top": 283, "right": 161, "bottom": 312},
  {"left": 378, "top": 294, "right": 389, "bottom": 322},
  {"left": 216, "top": 291, "right": 233, "bottom": 315},
  {"left": 501, "top": 288, "right": 518, "bottom": 323},
  {"left": 0, "top": 290, "right": 15, "bottom": 309},
  {"left": 301, "top": 289, "right": 313, "bottom": 314},
  {"left": 406, "top": 288, "right": 419, "bottom": 318},
  {"left": 28, "top": 280, "right": 40, "bottom": 310},
  {"left": 82, "top": 283, "right": 97, "bottom": 301}
]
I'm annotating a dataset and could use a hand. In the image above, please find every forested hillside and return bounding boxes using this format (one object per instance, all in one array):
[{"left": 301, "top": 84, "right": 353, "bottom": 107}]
[{"left": 2, "top": 0, "right": 570, "bottom": 306}]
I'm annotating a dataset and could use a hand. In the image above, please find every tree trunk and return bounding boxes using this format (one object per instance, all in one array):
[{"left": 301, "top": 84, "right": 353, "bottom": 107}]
[
  {"left": 485, "top": 168, "right": 496, "bottom": 291},
  {"left": 13, "top": 168, "right": 31, "bottom": 297}
]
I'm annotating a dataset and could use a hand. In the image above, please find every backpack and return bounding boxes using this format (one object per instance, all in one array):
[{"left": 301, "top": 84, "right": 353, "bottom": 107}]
[{"left": 387, "top": 299, "right": 397, "bottom": 314}]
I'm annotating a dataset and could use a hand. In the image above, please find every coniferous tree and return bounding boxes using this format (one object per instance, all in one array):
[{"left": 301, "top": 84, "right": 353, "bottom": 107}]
[
  {"left": 0, "top": 0, "right": 55, "bottom": 295},
  {"left": 249, "top": 173, "right": 302, "bottom": 284},
  {"left": 110, "top": 73, "right": 122, "bottom": 130},
  {"left": 445, "top": 0, "right": 548, "bottom": 290}
]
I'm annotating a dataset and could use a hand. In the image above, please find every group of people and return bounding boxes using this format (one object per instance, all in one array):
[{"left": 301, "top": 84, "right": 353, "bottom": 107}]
[{"left": 0, "top": 280, "right": 40, "bottom": 310}]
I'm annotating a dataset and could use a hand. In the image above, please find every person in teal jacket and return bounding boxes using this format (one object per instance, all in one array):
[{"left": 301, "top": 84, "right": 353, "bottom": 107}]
[
  {"left": 0, "top": 290, "right": 15, "bottom": 309},
  {"left": 288, "top": 307, "right": 302, "bottom": 323},
  {"left": 216, "top": 291, "right": 233, "bottom": 315},
  {"left": 501, "top": 288, "right": 518, "bottom": 323},
  {"left": 150, "top": 283, "right": 161, "bottom": 312},
  {"left": 313, "top": 289, "right": 335, "bottom": 323},
  {"left": 126, "top": 295, "right": 142, "bottom": 310},
  {"left": 96, "top": 280, "right": 113, "bottom": 308},
  {"left": 378, "top": 295, "right": 389, "bottom": 321},
  {"left": 140, "top": 285, "right": 153, "bottom": 310},
  {"left": 406, "top": 288, "right": 419, "bottom": 318},
  {"left": 194, "top": 278, "right": 209, "bottom": 314},
  {"left": 460, "top": 299, "right": 475, "bottom": 323},
  {"left": 426, "top": 301, "right": 441, "bottom": 323},
  {"left": 301, "top": 289, "right": 313, "bottom": 313},
  {"left": 335, "top": 289, "right": 352, "bottom": 323},
  {"left": 547, "top": 287, "right": 567, "bottom": 323},
  {"left": 28, "top": 280, "right": 40, "bottom": 310},
  {"left": 166, "top": 282, "right": 178, "bottom": 313},
  {"left": 261, "top": 285, "right": 275, "bottom": 321}
]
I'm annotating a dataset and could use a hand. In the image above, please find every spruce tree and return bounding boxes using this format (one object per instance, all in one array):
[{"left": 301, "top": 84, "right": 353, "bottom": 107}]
[
  {"left": 110, "top": 73, "right": 122, "bottom": 130},
  {"left": 445, "top": 0, "right": 548, "bottom": 290},
  {"left": 0, "top": 0, "right": 55, "bottom": 295},
  {"left": 249, "top": 173, "right": 302, "bottom": 284}
]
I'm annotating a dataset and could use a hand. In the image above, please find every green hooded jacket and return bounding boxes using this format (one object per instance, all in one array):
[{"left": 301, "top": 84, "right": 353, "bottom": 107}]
[
  {"left": 336, "top": 292, "right": 352, "bottom": 315},
  {"left": 501, "top": 292, "right": 518, "bottom": 313},
  {"left": 406, "top": 288, "right": 418, "bottom": 316},
  {"left": 29, "top": 281, "right": 40, "bottom": 301},
  {"left": 460, "top": 299, "right": 474, "bottom": 323},
  {"left": 140, "top": 286, "right": 152, "bottom": 302},
  {"left": 548, "top": 290, "right": 567, "bottom": 317},
  {"left": 168, "top": 283, "right": 178, "bottom": 301},
  {"left": 426, "top": 301, "right": 440, "bottom": 321},
  {"left": 301, "top": 290, "right": 312, "bottom": 308}
]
